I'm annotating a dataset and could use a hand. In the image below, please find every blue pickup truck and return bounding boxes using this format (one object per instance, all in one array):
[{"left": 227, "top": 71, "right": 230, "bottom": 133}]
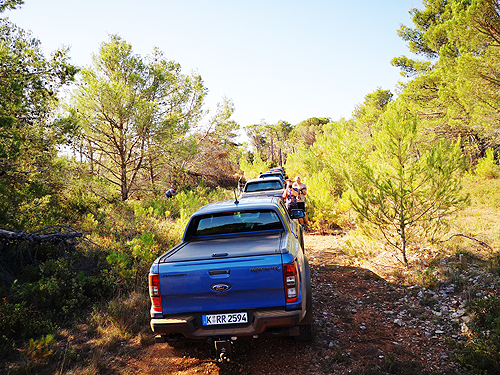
[{"left": 149, "top": 196, "right": 312, "bottom": 361}]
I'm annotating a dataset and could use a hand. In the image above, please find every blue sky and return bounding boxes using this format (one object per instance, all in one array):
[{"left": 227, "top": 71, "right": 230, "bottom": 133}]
[{"left": 6, "top": 0, "right": 422, "bottom": 129}]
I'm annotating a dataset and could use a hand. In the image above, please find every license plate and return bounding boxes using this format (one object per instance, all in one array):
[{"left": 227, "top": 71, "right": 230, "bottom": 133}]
[{"left": 202, "top": 312, "right": 248, "bottom": 326}]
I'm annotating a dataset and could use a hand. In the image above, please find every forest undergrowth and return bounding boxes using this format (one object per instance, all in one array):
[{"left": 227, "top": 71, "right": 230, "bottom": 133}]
[{"left": 0, "top": 173, "right": 499, "bottom": 375}]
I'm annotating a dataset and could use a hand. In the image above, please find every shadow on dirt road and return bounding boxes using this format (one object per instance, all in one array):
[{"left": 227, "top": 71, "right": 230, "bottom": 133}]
[{"left": 130, "top": 262, "right": 462, "bottom": 375}]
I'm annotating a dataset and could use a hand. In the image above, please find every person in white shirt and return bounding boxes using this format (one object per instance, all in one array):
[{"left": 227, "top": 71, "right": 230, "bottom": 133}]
[{"left": 292, "top": 176, "right": 310, "bottom": 230}]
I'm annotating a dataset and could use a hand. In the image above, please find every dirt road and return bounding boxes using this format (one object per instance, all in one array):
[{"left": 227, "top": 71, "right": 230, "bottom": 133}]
[{"left": 126, "top": 234, "right": 464, "bottom": 375}]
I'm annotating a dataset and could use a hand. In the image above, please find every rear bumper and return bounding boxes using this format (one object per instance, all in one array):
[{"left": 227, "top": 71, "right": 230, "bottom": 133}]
[{"left": 151, "top": 309, "right": 303, "bottom": 339}]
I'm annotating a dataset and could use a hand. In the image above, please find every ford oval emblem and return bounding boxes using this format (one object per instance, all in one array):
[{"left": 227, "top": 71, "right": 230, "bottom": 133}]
[{"left": 211, "top": 283, "right": 231, "bottom": 292}]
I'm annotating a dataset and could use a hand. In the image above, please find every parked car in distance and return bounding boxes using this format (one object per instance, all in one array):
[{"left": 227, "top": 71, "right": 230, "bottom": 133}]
[
  {"left": 240, "top": 177, "right": 284, "bottom": 199},
  {"left": 258, "top": 171, "right": 286, "bottom": 184},
  {"left": 270, "top": 166, "right": 287, "bottom": 177}
]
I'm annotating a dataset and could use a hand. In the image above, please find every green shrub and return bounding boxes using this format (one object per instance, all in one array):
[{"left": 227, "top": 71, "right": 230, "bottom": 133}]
[
  {"left": 458, "top": 295, "right": 500, "bottom": 374},
  {"left": 285, "top": 120, "right": 365, "bottom": 231},
  {"left": 305, "top": 171, "right": 352, "bottom": 230},
  {"left": 0, "top": 235, "right": 117, "bottom": 357},
  {"left": 0, "top": 186, "right": 234, "bottom": 361},
  {"left": 421, "top": 266, "right": 439, "bottom": 289},
  {"left": 239, "top": 153, "right": 270, "bottom": 180},
  {"left": 27, "top": 334, "right": 56, "bottom": 361},
  {"left": 105, "top": 232, "right": 164, "bottom": 288},
  {"left": 0, "top": 300, "right": 51, "bottom": 355},
  {"left": 140, "top": 195, "right": 175, "bottom": 218},
  {"left": 61, "top": 180, "right": 106, "bottom": 222},
  {"left": 475, "top": 148, "right": 500, "bottom": 179},
  {"left": 491, "top": 252, "right": 500, "bottom": 276},
  {"left": 10, "top": 257, "right": 113, "bottom": 321}
]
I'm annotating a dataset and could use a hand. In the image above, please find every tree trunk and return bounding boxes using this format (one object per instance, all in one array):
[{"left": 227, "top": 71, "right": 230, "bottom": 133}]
[
  {"left": 400, "top": 225, "right": 408, "bottom": 267},
  {"left": 121, "top": 153, "right": 129, "bottom": 201}
]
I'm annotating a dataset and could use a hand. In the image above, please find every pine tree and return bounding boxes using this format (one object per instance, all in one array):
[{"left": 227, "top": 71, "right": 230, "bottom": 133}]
[{"left": 348, "top": 102, "right": 469, "bottom": 266}]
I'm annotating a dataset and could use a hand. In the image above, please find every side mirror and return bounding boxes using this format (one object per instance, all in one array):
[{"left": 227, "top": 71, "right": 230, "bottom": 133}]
[{"left": 291, "top": 209, "right": 305, "bottom": 219}]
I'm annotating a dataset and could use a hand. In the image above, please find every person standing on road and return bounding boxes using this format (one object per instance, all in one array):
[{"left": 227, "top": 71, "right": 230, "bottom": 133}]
[
  {"left": 282, "top": 179, "right": 299, "bottom": 217},
  {"left": 238, "top": 175, "right": 245, "bottom": 194},
  {"left": 293, "top": 176, "right": 310, "bottom": 231}
]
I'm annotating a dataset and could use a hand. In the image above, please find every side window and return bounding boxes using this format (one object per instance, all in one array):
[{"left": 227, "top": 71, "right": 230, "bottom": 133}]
[{"left": 271, "top": 181, "right": 283, "bottom": 190}]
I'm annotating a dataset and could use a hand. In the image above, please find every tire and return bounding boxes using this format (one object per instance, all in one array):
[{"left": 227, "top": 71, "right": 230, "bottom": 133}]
[
  {"left": 300, "top": 263, "right": 313, "bottom": 325},
  {"left": 298, "top": 224, "right": 305, "bottom": 251},
  {"left": 294, "top": 259, "right": 313, "bottom": 343}
]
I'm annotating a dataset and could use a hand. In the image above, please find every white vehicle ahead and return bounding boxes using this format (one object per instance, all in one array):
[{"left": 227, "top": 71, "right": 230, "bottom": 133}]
[{"left": 240, "top": 177, "right": 284, "bottom": 199}]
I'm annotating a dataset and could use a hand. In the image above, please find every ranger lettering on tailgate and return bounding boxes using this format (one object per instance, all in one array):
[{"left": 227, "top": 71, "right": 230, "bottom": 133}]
[
  {"left": 249, "top": 266, "right": 280, "bottom": 273},
  {"left": 162, "top": 273, "right": 187, "bottom": 278}
]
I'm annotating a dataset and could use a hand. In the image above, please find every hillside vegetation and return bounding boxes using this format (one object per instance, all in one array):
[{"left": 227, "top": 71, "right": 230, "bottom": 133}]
[{"left": 1, "top": 1, "right": 500, "bottom": 374}]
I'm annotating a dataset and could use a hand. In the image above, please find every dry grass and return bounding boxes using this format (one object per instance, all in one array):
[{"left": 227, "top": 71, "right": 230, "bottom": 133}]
[
  {"left": 449, "top": 176, "right": 500, "bottom": 252},
  {"left": 5, "top": 176, "right": 499, "bottom": 375},
  {"left": 325, "top": 175, "right": 500, "bottom": 286}
]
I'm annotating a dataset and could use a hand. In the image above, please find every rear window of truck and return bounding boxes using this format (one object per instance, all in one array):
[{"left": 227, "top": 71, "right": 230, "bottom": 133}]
[
  {"left": 192, "top": 210, "right": 284, "bottom": 237},
  {"left": 244, "top": 181, "right": 283, "bottom": 192}
]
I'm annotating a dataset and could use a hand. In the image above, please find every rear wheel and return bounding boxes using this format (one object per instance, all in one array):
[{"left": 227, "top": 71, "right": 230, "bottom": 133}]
[
  {"left": 299, "top": 280, "right": 313, "bottom": 325},
  {"left": 295, "top": 260, "right": 313, "bottom": 342},
  {"left": 298, "top": 225, "right": 305, "bottom": 251}
]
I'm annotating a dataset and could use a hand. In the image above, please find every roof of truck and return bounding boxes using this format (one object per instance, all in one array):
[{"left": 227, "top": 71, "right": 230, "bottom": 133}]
[
  {"left": 258, "top": 172, "right": 285, "bottom": 180},
  {"left": 244, "top": 176, "right": 283, "bottom": 184}
]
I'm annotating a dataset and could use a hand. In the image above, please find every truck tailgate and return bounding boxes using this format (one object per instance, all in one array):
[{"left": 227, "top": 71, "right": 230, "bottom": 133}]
[{"left": 157, "top": 234, "right": 286, "bottom": 314}]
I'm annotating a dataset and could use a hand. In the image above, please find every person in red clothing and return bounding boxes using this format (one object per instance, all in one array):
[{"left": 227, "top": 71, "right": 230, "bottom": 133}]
[
  {"left": 282, "top": 179, "right": 298, "bottom": 216},
  {"left": 293, "top": 176, "right": 310, "bottom": 230}
]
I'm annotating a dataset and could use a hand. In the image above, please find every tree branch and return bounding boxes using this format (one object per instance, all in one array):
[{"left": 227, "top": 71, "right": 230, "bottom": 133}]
[
  {"left": 0, "top": 228, "right": 83, "bottom": 242},
  {"left": 441, "top": 233, "right": 494, "bottom": 252}
]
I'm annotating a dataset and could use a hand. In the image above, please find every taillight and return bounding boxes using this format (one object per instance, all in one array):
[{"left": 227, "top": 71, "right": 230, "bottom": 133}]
[
  {"left": 283, "top": 261, "right": 299, "bottom": 303},
  {"left": 149, "top": 273, "right": 162, "bottom": 313}
]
